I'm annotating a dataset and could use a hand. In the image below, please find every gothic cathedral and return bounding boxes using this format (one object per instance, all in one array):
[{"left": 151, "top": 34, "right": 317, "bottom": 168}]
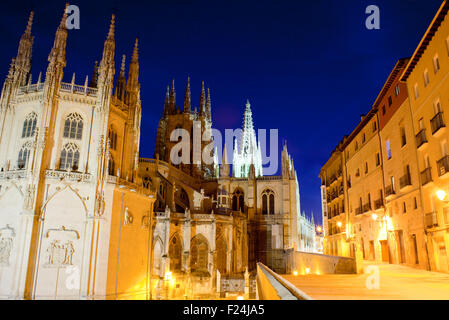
[{"left": 0, "top": 8, "right": 316, "bottom": 299}]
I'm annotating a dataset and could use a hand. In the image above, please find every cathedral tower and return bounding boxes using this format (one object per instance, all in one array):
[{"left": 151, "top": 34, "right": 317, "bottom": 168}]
[{"left": 233, "top": 100, "right": 263, "bottom": 178}]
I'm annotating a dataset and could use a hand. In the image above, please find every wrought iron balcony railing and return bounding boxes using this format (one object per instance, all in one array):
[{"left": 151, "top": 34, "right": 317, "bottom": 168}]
[
  {"left": 425, "top": 212, "right": 438, "bottom": 229},
  {"left": 420, "top": 167, "right": 432, "bottom": 186},
  {"left": 400, "top": 173, "right": 412, "bottom": 189},
  {"left": 431, "top": 112, "right": 445, "bottom": 135},
  {"left": 415, "top": 129, "right": 428, "bottom": 148},
  {"left": 385, "top": 184, "right": 395, "bottom": 197},
  {"left": 374, "top": 198, "right": 384, "bottom": 210},
  {"left": 362, "top": 203, "right": 371, "bottom": 213},
  {"left": 437, "top": 155, "right": 449, "bottom": 177}
]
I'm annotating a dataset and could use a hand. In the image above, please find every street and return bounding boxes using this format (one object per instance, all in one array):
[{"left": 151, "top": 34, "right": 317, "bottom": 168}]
[{"left": 282, "top": 261, "right": 449, "bottom": 300}]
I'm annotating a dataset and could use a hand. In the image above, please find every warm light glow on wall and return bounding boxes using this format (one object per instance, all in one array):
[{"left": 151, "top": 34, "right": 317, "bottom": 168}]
[
  {"left": 305, "top": 267, "right": 310, "bottom": 274},
  {"left": 237, "top": 295, "right": 244, "bottom": 300},
  {"left": 337, "top": 221, "right": 342, "bottom": 227},
  {"left": 436, "top": 189, "right": 447, "bottom": 201},
  {"left": 372, "top": 213, "right": 378, "bottom": 221},
  {"left": 293, "top": 270, "right": 298, "bottom": 276}
]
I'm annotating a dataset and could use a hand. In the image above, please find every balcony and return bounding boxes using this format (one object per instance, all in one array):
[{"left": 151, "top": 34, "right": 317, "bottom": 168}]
[
  {"left": 374, "top": 198, "right": 384, "bottom": 210},
  {"left": 420, "top": 167, "right": 432, "bottom": 186},
  {"left": 362, "top": 203, "right": 371, "bottom": 213},
  {"left": 437, "top": 155, "right": 449, "bottom": 177},
  {"left": 399, "top": 173, "right": 412, "bottom": 189},
  {"left": 415, "top": 129, "right": 428, "bottom": 149},
  {"left": 425, "top": 212, "right": 438, "bottom": 229},
  {"left": 385, "top": 184, "right": 395, "bottom": 197},
  {"left": 431, "top": 112, "right": 445, "bottom": 135}
]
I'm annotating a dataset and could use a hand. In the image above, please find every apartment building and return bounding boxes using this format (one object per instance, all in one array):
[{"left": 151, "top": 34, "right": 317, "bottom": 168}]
[{"left": 401, "top": 1, "right": 449, "bottom": 272}]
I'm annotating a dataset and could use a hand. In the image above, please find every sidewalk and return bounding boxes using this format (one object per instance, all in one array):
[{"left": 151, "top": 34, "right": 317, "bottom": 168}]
[{"left": 281, "top": 261, "right": 449, "bottom": 300}]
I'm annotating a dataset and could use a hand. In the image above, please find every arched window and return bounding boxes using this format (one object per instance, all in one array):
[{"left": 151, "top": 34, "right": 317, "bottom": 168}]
[
  {"left": 169, "top": 234, "right": 183, "bottom": 272},
  {"left": 63, "top": 113, "right": 83, "bottom": 140},
  {"left": 21, "top": 112, "right": 37, "bottom": 138},
  {"left": 262, "top": 194, "right": 268, "bottom": 214},
  {"left": 232, "top": 189, "right": 244, "bottom": 212},
  {"left": 262, "top": 189, "right": 275, "bottom": 214},
  {"left": 190, "top": 235, "right": 209, "bottom": 272},
  {"left": 59, "top": 143, "right": 80, "bottom": 171},
  {"left": 108, "top": 127, "right": 118, "bottom": 150},
  {"left": 17, "top": 144, "right": 31, "bottom": 169},
  {"left": 216, "top": 236, "right": 227, "bottom": 274},
  {"left": 153, "top": 239, "right": 163, "bottom": 275},
  {"left": 108, "top": 156, "right": 115, "bottom": 176}
]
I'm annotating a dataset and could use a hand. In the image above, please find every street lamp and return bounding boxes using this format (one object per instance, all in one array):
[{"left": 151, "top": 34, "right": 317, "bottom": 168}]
[
  {"left": 337, "top": 221, "right": 342, "bottom": 227},
  {"left": 316, "top": 226, "right": 322, "bottom": 233},
  {"left": 436, "top": 189, "right": 447, "bottom": 201},
  {"left": 371, "top": 213, "right": 378, "bottom": 221}
]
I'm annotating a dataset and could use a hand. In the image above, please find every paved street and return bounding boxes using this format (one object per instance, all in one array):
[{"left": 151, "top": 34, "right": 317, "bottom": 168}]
[{"left": 282, "top": 261, "right": 449, "bottom": 300}]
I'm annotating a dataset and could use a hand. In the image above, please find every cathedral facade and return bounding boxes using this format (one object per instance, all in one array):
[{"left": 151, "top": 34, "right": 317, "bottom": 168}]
[{"left": 0, "top": 8, "right": 315, "bottom": 300}]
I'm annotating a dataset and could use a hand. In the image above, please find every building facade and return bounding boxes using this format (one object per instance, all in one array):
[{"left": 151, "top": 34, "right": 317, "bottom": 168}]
[
  {"left": 320, "top": 1, "right": 449, "bottom": 273},
  {"left": 0, "top": 10, "right": 157, "bottom": 299}
]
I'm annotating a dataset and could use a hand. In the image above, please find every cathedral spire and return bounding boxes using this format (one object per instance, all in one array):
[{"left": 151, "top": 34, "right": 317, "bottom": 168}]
[
  {"left": 232, "top": 100, "right": 263, "bottom": 178},
  {"left": 169, "top": 79, "right": 176, "bottom": 114},
  {"left": 163, "top": 85, "right": 170, "bottom": 116},
  {"left": 126, "top": 38, "right": 140, "bottom": 104},
  {"left": 114, "top": 54, "right": 126, "bottom": 100},
  {"left": 89, "top": 61, "right": 98, "bottom": 88},
  {"left": 243, "top": 99, "right": 254, "bottom": 131},
  {"left": 183, "top": 76, "right": 191, "bottom": 114},
  {"left": 46, "top": 4, "right": 69, "bottom": 80},
  {"left": 199, "top": 80, "right": 206, "bottom": 117},
  {"left": 14, "top": 11, "right": 35, "bottom": 86},
  {"left": 25, "top": 11, "right": 34, "bottom": 36},
  {"left": 206, "top": 88, "right": 212, "bottom": 121}
]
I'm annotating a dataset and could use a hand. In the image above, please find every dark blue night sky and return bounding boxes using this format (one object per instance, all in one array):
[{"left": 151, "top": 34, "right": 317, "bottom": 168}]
[{"left": 0, "top": 0, "right": 443, "bottom": 225}]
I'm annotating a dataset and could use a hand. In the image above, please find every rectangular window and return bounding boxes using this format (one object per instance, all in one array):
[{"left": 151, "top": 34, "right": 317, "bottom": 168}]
[
  {"left": 403, "top": 201, "right": 407, "bottom": 213},
  {"left": 386, "top": 140, "right": 392, "bottom": 159},
  {"left": 382, "top": 105, "right": 386, "bottom": 115},
  {"left": 373, "top": 121, "right": 377, "bottom": 132},
  {"left": 401, "top": 126, "right": 407, "bottom": 146},
  {"left": 434, "top": 54, "right": 440, "bottom": 74},
  {"left": 447, "top": 36, "right": 449, "bottom": 56},
  {"left": 424, "top": 69, "right": 429, "bottom": 87},
  {"left": 395, "top": 84, "right": 400, "bottom": 96},
  {"left": 376, "top": 153, "right": 380, "bottom": 166},
  {"left": 362, "top": 133, "right": 366, "bottom": 143},
  {"left": 388, "top": 96, "right": 392, "bottom": 106},
  {"left": 365, "top": 162, "right": 368, "bottom": 174},
  {"left": 441, "top": 141, "right": 448, "bottom": 156},
  {"left": 414, "top": 197, "right": 418, "bottom": 209},
  {"left": 434, "top": 100, "right": 442, "bottom": 114},
  {"left": 419, "top": 118, "right": 425, "bottom": 130},
  {"left": 414, "top": 83, "right": 419, "bottom": 99}
]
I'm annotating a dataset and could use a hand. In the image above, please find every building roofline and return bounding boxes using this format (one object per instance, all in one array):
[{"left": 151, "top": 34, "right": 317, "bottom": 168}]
[
  {"left": 400, "top": 0, "right": 449, "bottom": 82},
  {"left": 340, "top": 57, "right": 410, "bottom": 150}
]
